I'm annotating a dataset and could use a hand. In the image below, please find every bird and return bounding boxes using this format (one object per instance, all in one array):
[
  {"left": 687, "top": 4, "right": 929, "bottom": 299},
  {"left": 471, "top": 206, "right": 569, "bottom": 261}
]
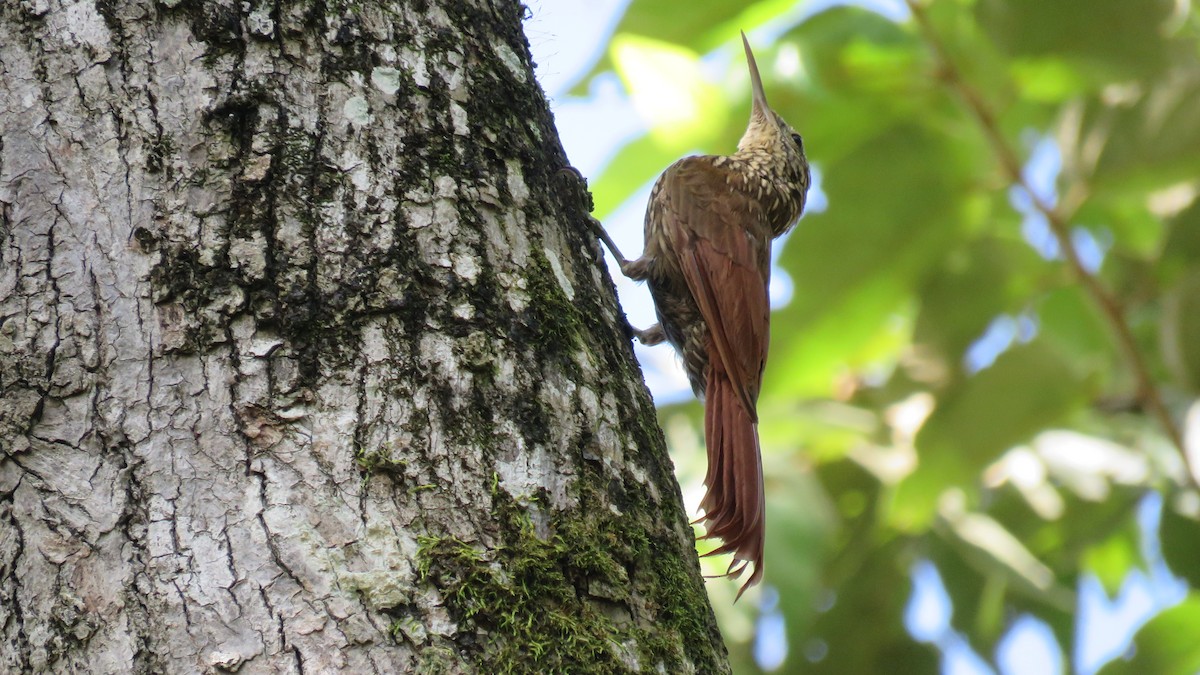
[{"left": 589, "top": 31, "right": 810, "bottom": 598}]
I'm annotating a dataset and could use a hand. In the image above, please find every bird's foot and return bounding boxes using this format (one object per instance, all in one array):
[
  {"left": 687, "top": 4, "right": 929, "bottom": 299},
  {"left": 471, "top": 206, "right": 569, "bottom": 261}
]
[{"left": 632, "top": 323, "right": 665, "bottom": 346}]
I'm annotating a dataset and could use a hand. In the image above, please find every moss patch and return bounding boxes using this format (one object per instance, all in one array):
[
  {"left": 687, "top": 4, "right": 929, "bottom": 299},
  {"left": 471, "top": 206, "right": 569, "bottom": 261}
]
[
  {"left": 415, "top": 496, "right": 631, "bottom": 673},
  {"left": 355, "top": 442, "right": 409, "bottom": 476},
  {"left": 414, "top": 476, "right": 726, "bottom": 674},
  {"left": 522, "top": 249, "right": 585, "bottom": 356}
]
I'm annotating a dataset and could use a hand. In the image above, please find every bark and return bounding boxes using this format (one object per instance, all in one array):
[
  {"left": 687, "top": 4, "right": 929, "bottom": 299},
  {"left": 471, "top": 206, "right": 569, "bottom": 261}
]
[{"left": 0, "top": 1, "right": 727, "bottom": 672}]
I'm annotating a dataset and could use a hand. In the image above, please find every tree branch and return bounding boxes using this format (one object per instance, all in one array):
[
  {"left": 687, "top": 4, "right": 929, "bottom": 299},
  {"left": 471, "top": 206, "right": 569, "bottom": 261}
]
[{"left": 906, "top": 0, "right": 1193, "bottom": 481}]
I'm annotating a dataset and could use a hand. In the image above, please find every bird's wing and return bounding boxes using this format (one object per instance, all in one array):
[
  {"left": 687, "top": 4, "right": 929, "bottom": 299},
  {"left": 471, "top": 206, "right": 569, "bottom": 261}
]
[{"left": 658, "top": 157, "right": 771, "bottom": 419}]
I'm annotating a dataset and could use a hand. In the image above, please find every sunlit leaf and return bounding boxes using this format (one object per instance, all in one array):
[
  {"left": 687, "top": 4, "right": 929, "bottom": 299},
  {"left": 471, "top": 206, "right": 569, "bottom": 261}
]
[
  {"left": 1010, "top": 57, "right": 1091, "bottom": 102},
  {"left": 611, "top": 35, "right": 729, "bottom": 146},
  {"left": 988, "top": 481, "right": 1143, "bottom": 593},
  {"left": 566, "top": 0, "right": 796, "bottom": 95},
  {"left": 768, "top": 272, "right": 912, "bottom": 399},
  {"left": 1082, "top": 518, "right": 1141, "bottom": 595},
  {"left": 941, "top": 504, "right": 1072, "bottom": 609},
  {"left": 758, "top": 399, "right": 878, "bottom": 464},
  {"left": 781, "top": 7, "right": 935, "bottom": 165}
]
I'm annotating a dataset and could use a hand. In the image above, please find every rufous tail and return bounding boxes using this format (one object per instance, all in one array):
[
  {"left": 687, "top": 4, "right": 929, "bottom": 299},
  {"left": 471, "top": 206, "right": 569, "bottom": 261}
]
[{"left": 696, "top": 364, "right": 765, "bottom": 600}]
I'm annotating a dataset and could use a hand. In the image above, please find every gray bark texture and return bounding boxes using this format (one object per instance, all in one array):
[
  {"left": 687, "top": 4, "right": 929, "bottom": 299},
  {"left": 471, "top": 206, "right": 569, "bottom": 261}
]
[{"left": 0, "top": 0, "right": 728, "bottom": 672}]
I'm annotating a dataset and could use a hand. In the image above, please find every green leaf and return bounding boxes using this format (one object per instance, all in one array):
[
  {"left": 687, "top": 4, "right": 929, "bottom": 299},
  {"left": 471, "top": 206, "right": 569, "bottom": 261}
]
[
  {"left": 788, "top": 6, "right": 920, "bottom": 92},
  {"left": 928, "top": 535, "right": 1004, "bottom": 649},
  {"left": 1097, "top": 595, "right": 1200, "bottom": 675},
  {"left": 758, "top": 399, "right": 878, "bottom": 464},
  {"left": 1084, "top": 67, "right": 1200, "bottom": 193},
  {"left": 976, "top": 0, "right": 1175, "bottom": 82},
  {"left": 1009, "top": 57, "right": 1092, "bottom": 102},
  {"left": 913, "top": 237, "right": 1045, "bottom": 370},
  {"left": 1159, "top": 199, "right": 1200, "bottom": 285},
  {"left": 566, "top": 0, "right": 796, "bottom": 95},
  {"left": 941, "top": 506, "right": 1074, "bottom": 611},
  {"left": 782, "top": 123, "right": 977, "bottom": 319},
  {"left": 781, "top": 7, "right": 934, "bottom": 165},
  {"left": 892, "top": 342, "right": 1089, "bottom": 529},
  {"left": 611, "top": 36, "right": 730, "bottom": 146},
  {"left": 767, "top": 272, "right": 912, "bottom": 399},
  {"left": 990, "top": 483, "right": 1143, "bottom": 595},
  {"left": 802, "top": 539, "right": 938, "bottom": 674},
  {"left": 761, "top": 467, "right": 837, "bottom": 642},
  {"left": 1071, "top": 194, "right": 1165, "bottom": 262},
  {"left": 1083, "top": 518, "right": 1142, "bottom": 595},
  {"left": 1160, "top": 501, "right": 1200, "bottom": 588},
  {"left": 1154, "top": 204, "right": 1200, "bottom": 384},
  {"left": 770, "top": 123, "right": 984, "bottom": 398},
  {"left": 1037, "top": 287, "right": 1116, "bottom": 384},
  {"left": 1161, "top": 270, "right": 1200, "bottom": 392}
]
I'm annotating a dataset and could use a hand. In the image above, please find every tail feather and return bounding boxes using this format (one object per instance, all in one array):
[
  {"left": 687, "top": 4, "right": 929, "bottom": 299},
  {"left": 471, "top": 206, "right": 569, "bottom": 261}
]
[{"left": 696, "top": 364, "right": 765, "bottom": 600}]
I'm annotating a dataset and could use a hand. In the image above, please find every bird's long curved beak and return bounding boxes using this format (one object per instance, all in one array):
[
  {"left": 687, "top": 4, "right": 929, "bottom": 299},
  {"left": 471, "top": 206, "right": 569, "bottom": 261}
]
[{"left": 741, "top": 31, "right": 770, "bottom": 118}]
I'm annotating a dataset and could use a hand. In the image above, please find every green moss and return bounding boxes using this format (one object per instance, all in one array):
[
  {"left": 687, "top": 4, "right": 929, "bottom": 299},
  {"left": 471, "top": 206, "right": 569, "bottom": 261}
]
[
  {"left": 355, "top": 443, "right": 408, "bottom": 476},
  {"left": 414, "top": 474, "right": 726, "bottom": 674},
  {"left": 412, "top": 643, "right": 459, "bottom": 675},
  {"left": 643, "top": 539, "right": 718, "bottom": 669},
  {"left": 608, "top": 471, "right": 726, "bottom": 672},
  {"left": 415, "top": 498, "right": 628, "bottom": 673},
  {"left": 524, "top": 249, "right": 585, "bottom": 354}
]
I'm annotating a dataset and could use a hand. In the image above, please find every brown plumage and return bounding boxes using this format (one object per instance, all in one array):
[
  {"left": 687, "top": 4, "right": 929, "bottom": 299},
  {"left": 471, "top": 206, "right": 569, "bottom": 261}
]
[{"left": 590, "top": 33, "right": 810, "bottom": 598}]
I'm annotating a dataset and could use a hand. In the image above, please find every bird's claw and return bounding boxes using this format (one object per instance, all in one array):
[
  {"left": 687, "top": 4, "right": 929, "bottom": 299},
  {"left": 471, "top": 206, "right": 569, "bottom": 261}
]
[
  {"left": 634, "top": 324, "right": 665, "bottom": 346},
  {"left": 618, "top": 319, "right": 664, "bottom": 346}
]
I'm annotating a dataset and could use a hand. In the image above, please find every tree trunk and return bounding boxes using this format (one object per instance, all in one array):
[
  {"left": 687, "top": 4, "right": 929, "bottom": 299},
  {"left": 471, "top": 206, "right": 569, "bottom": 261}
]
[{"left": 0, "top": 1, "right": 727, "bottom": 672}]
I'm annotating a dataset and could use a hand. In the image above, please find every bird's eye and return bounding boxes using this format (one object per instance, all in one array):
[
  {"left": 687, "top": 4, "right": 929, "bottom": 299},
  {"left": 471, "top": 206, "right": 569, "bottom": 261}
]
[{"left": 790, "top": 133, "right": 805, "bottom": 152}]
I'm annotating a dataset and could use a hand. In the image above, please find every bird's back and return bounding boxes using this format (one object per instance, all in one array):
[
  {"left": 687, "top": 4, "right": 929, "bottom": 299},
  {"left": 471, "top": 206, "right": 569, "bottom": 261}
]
[{"left": 641, "top": 155, "right": 774, "bottom": 400}]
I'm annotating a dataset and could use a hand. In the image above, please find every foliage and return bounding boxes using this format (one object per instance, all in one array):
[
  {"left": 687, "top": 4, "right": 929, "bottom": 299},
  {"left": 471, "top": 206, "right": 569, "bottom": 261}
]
[{"left": 573, "top": 0, "right": 1200, "bottom": 671}]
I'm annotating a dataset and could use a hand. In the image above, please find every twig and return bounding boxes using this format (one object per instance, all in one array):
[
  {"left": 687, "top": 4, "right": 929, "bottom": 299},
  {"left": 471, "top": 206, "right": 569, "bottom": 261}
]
[{"left": 906, "top": 0, "right": 1193, "bottom": 481}]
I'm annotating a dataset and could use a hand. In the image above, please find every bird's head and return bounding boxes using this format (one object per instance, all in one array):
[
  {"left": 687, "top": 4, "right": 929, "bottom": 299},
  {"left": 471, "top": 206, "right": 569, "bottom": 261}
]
[{"left": 735, "top": 32, "right": 809, "bottom": 188}]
